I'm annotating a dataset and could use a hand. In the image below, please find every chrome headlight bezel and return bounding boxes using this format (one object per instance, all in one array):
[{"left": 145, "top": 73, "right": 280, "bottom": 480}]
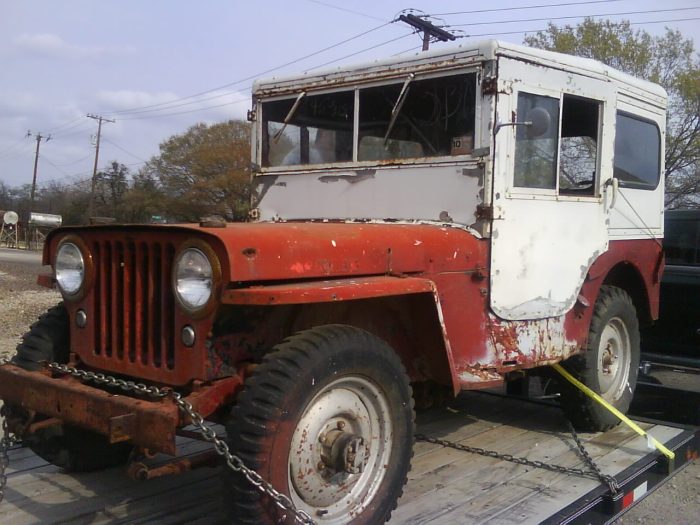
[
  {"left": 54, "top": 237, "right": 91, "bottom": 300},
  {"left": 172, "top": 241, "right": 221, "bottom": 317}
]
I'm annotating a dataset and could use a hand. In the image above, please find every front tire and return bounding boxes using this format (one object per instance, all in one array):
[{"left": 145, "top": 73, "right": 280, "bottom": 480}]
[
  {"left": 559, "top": 286, "right": 640, "bottom": 431},
  {"left": 12, "top": 303, "right": 132, "bottom": 471},
  {"left": 225, "top": 325, "right": 415, "bottom": 524}
]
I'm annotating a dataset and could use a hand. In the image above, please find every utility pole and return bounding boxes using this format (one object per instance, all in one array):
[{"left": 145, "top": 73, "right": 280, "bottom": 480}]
[
  {"left": 24, "top": 131, "right": 50, "bottom": 250},
  {"left": 26, "top": 131, "right": 51, "bottom": 217},
  {"left": 87, "top": 114, "right": 115, "bottom": 219},
  {"left": 398, "top": 13, "right": 456, "bottom": 51}
]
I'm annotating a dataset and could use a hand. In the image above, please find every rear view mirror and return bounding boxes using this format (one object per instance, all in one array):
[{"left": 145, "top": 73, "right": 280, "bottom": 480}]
[{"left": 525, "top": 107, "right": 551, "bottom": 138}]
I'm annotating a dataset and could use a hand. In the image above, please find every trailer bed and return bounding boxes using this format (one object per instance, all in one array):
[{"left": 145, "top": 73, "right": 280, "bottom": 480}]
[{"left": 1, "top": 391, "right": 697, "bottom": 524}]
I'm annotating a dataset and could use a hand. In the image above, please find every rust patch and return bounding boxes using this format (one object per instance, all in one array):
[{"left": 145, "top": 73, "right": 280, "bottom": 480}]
[
  {"left": 318, "top": 171, "right": 375, "bottom": 184},
  {"left": 488, "top": 319, "right": 526, "bottom": 364}
]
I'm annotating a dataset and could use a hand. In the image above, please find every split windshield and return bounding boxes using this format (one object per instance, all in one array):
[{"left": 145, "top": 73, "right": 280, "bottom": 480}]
[{"left": 261, "top": 72, "right": 477, "bottom": 167}]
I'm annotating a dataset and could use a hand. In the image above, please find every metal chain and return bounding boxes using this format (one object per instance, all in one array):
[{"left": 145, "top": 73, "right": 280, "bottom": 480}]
[
  {"left": 0, "top": 359, "right": 316, "bottom": 524},
  {"left": 416, "top": 419, "right": 620, "bottom": 495},
  {"left": 567, "top": 421, "right": 620, "bottom": 494}
]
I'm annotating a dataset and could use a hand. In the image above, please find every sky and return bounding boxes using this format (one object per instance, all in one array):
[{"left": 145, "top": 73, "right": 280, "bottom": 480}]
[{"left": 1, "top": 0, "right": 698, "bottom": 193}]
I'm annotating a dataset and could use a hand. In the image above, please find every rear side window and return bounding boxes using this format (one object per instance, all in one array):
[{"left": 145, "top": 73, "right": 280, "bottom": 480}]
[{"left": 613, "top": 113, "right": 661, "bottom": 189}]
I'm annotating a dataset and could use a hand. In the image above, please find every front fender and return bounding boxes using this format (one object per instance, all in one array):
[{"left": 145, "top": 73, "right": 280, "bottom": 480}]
[{"left": 222, "top": 275, "right": 435, "bottom": 305}]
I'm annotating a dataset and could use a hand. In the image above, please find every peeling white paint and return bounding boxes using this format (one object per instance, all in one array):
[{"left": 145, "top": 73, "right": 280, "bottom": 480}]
[{"left": 256, "top": 164, "right": 485, "bottom": 227}]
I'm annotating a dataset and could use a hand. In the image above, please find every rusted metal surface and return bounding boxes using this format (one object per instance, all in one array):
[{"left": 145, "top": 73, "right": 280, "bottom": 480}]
[
  {"left": 214, "top": 221, "right": 486, "bottom": 282},
  {"left": 43, "top": 227, "right": 225, "bottom": 386},
  {"left": 0, "top": 363, "right": 242, "bottom": 455},
  {"left": 223, "top": 275, "right": 435, "bottom": 305},
  {"left": 0, "top": 364, "right": 179, "bottom": 454},
  {"left": 127, "top": 450, "right": 219, "bottom": 480}
]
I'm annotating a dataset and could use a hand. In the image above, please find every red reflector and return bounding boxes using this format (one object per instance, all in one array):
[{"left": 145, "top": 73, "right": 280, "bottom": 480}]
[
  {"left": 622, "top": 491, "right": 635, "bottom": 508},
  {"left": 621, "top": 481, "right": 648, "bottom": 508}
]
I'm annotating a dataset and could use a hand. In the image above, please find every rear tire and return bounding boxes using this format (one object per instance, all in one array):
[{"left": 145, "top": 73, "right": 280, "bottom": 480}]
[
  {"left": 559, "top": 286, "right": 640, "bottom": 431},
  {"left": 225, "top": 325, "right": 415, "bottom": 524},
  {"left": 12, "top": 303, "right": 132, "bottom": 472}
]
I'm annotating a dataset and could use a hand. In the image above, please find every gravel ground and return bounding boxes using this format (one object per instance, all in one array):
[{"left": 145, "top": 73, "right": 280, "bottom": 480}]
[
  {"left": 0, "top": 259, "right": 60, "bottom": 358},
  {"left": 0, "top": 256, "right": 697, "bottom": 523}
]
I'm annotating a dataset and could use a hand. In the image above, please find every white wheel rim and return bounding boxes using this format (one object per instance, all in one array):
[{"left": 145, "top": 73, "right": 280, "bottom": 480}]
[
  {"left": 288, "top": 376, "right": 393, "bottom": 523},
  {"left": 597, "top": 316, "right": 632, "bottom": 402}
]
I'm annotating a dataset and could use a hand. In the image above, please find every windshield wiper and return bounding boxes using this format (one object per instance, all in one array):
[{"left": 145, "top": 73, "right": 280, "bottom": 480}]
[
  {"left": 383, "top": 73, "right": 414, "bottom": 145},
  {"left": 272, "top": 91, "right": 306, "bottom": 143}
]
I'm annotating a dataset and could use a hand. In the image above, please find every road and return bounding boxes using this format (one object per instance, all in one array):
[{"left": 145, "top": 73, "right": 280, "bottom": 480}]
[{"left": 0, "top": 247, "right": 45, "bottom": 269}]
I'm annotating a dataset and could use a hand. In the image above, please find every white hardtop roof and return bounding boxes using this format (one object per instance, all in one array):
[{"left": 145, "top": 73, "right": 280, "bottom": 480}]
[{"left": 253, "top": 39, "right": 666, "bottom": 102}]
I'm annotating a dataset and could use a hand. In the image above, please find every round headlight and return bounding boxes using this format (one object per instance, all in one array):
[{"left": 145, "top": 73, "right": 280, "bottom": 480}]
[
  {"left": 55, "top": 242, "right": 85, "bottom": 296},
  {"left": 174, "top": 248, "right": 213, "bottom": 310}
]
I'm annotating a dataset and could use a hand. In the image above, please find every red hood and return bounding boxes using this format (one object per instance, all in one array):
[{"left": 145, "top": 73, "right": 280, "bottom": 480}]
[
  {"left": 208, "top": 222, "right": 485, "bottom": 282},
  {"left": 45, "top": 222, "right": 487, "bottom": 283}
]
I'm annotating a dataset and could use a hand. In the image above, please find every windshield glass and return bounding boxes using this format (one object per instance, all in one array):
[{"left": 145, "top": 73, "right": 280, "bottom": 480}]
[
  {"left": 261, "top": 71, "right": 477, "bottom": 168},
  {"left": 263, "top": 91, "right": 354, "bottom": 167}
]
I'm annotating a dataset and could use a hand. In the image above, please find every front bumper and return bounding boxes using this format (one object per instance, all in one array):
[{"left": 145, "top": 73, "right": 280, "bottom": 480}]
[{"left": 0, "top": 364, "right": 241, "bottom": 455}]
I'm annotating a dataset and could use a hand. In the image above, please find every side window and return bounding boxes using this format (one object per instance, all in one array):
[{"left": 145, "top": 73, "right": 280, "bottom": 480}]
[
  {"left": 559, "top": 95, "right": 600, "bottom": 195},
  {"left": 513, "top": 93, "right": 559, "bottom": 189},
  {"left": 613, "top": 113, "right": 661, "bottom": 189}
]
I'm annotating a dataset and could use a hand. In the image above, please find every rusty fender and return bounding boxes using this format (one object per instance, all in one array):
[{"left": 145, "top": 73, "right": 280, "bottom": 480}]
[
  {"left": 222, "top": 275, "right": 436, "bottom": 305},
  {"left": 0, "top": 364, "right": 242, "bottom": 456}
]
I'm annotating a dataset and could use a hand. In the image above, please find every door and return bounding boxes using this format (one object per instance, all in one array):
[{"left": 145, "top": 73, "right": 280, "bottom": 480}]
[{"left": 489, "top": 57, "right": 615, "bottom": 321}]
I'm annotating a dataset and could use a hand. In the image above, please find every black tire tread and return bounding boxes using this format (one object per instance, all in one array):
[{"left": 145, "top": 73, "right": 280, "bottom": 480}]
[
  {"left": 225, "top": 324, "right": 415, "bottom": 524},
  {"left": 559, "top": 286, "right": 640, "bottom": 432},
  {"left": 11, "top": 303, "right": 132, "bottom": 471}
]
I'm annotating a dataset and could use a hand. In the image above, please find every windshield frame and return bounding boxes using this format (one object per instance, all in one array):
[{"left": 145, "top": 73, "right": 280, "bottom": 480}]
[{"left": 256, "top": 67, "right": 482, "bottom": 173}]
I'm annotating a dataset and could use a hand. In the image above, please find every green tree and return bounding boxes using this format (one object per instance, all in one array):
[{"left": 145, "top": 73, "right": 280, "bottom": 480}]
[
  {"left": 524, "top": 19, "right": 700, "bottom": 208},
  {"left": 121, "top": 170, "right": 166, "bottom": 223},
  {"left": 94, "top": 161, "right": 129, "bottom": 219},
  {"left": 144, "top": 120, "right": 252, "bottom": 222}
]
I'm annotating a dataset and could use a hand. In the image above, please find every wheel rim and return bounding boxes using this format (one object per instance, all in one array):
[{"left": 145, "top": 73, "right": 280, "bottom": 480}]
[
  {"left": 597, "top": 316, "right": 631, "bottom": 402},
  {"left": 288, "top": 375, "right": 393, "bottom": 523}
]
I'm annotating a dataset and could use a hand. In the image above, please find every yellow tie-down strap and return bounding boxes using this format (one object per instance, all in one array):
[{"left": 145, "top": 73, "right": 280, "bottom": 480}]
[{"left": 552, "top": 363, "right": 675, "bottom": 461}]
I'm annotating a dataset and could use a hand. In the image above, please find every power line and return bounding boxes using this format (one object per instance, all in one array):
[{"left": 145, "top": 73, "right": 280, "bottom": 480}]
[
  {"left": 432, "top": 0, "right": 626, "bottom": 16},
  {"left": 447, "top": 6, "right": 700, "bottom": 28},
  {"left": 50, "top": 124, "right": 95, "bottom": 140},
  {"left": 106, "top": 91, "right": 249, "bottom": 118},
  {"left": 47, "top": 151, "right": 94, "bottom": 167},
  {"left": 45, "top": 116, "right": 86, "bottom": 134},
  {"left": 116, "top": 98, "right": 247, "bottom": 121},
  {"left": 49, "top": 119, "right": 93, "bottom": 137},
  {"left": 464, "top": 15, "right": 700, "bottom": 38},
  {"left": 304, "top": 0, "right": 387, "bottom": 22},
  {"left": 102, "top": 138, "right": 149, "bottom": 162},
  {"left": 306, "top": 31, "right": 417, "bottom": 72},
  {"left": 116, "top": 32, "right": 417, "bottom": 120},
  {"left": 0, "top": 137, "right": 33, "bottom": 160},
  {"left": 42, "top": 155, "right": 76, "bottom": 178},
  {"left": 104, "top": 21, "right": 393, "bottom": 117}
]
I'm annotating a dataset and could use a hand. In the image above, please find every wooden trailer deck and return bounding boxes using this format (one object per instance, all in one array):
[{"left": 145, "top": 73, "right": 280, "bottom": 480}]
[{"left": 0, "top": 391, "right": 694, "bottom": 524}]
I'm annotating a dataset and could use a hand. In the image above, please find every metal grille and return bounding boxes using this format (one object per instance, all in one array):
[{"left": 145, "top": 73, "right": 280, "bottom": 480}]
[{"left": 92, "top": 239, "right": 176, "bottom": 371}]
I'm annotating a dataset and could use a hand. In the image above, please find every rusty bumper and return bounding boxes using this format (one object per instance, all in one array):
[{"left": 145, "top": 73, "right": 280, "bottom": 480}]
[{"left": 0, "top": 364, "right": 188, "bottom": 456}]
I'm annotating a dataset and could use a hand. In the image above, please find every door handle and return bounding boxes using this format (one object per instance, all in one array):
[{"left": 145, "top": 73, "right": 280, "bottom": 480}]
[{"left": 606, "top": 177, "right": 619, "bottom": 209}]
